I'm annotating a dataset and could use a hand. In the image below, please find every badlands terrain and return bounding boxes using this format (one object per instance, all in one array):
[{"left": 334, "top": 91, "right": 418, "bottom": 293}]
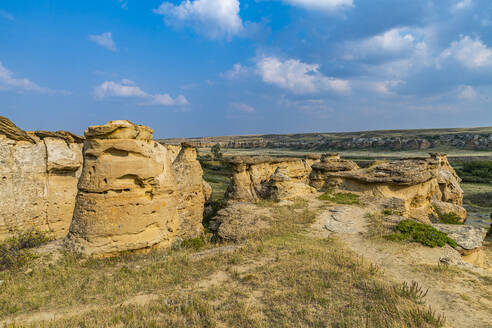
[{"left": 0, "top": 116, "right": 491, "bottom": 327}]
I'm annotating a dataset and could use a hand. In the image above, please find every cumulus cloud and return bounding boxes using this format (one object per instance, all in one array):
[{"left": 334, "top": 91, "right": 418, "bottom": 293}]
[
  {"left": 256, "top": 56, "right": 350, "bottom": 94},
  {"left": 439, "top": 35, "right": 492, "bottom": 69},
  {"left": 0, "top": 61, "right": 51, "bottom": 93},
  {"left": 230, "top": 102, "right": 255, "bottom": 113},
  {"left": 283, "top": 0, "right": 353, "bottom": 11},
  {"left": 343, "top": 28, "right": 419, "bottom": 61},
  {"left": 153, "top": 0, "right": 243, "bottom": 39},
  {"left": 88, "top": 32, "right": 117, "bottom": 52},
  {"left": 94, "top": 79, "right": 189, "bottom": 106}
]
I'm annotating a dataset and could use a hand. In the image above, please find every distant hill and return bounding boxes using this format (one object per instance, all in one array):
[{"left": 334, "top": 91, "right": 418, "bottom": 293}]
[{"left": 160, "top": 127, "right": 492, "bottom": 151}]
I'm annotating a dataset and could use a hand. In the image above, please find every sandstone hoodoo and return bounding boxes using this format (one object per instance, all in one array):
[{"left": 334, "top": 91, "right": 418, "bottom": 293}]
[
  {"left": 65, "top": 120, "right": 180, "bottom": 256},
  {"left": 223, "top": 155, "right": 320, "bottom": 202},
  {"left": 0, "top": 116, "right": 83, "bottom": 240},
  {"left": 172, "top": 142, "right": 207, "bottom": 239},
  {"left": 262, "top": 166, "right": 317, "bottom": 201},
  {"left": 308, "top": 153, "right": 466, "bottom": 223}
]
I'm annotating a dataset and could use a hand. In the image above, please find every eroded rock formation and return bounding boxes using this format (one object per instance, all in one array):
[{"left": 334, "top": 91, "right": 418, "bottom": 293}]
[
  {"left": 0, "top": 116, "right": 83, "bottom": 240},
  {"left": 173, "top": 143, "right": 207, "bottom": 239},
  {"left": 309, "top": 153, "right": 466, "bottom": 223},
  {"left": 223, "top": 155, "right": 320, "bottom": 202},
  {"left": 65, "top": 120, "right": 179, "bottom": 256},
  {"left": 261, "top": 166, "right": 316, "bottom": 201}
]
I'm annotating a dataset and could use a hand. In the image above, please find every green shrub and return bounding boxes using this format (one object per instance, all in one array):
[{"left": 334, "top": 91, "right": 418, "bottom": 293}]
[
  {"left": 319, "top": 190, "right": 359, "bottom": 205},
  {"left": 0, "top": 229, "right": 51, "bottom": 271},
  {"left": 456, "top": 161, "right": 492, "bottom": 183},
  {"left": 181, "top": 236, "right": 206, "bottom": 251},
  {"left": 384, "top": 220, "right": 457, "bottom": 248},
  {"left": 432, "top": 205, "right": 463, "bottom": 225}
]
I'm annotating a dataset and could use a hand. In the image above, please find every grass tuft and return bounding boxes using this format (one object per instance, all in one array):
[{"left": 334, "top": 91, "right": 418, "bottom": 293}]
[
  {"left": 432, "top": 205, "right": 463, "bottom": 225},
  {"left": 0, "top": 229, "right": 52, "bottom": 271},
  {"left": 319, "top": 190, "right": 360, "bottom": 205}
]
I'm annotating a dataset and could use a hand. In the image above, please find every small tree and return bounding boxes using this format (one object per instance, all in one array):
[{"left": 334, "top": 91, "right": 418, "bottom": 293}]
[{"left": 211, "top": 143, "right": 222, "bottom": 160}]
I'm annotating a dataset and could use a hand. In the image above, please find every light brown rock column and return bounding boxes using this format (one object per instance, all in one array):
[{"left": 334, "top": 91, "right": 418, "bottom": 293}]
[
  {"left": 173, "top": 142, "right": 206, "bottom": 239},
  {"left": 65, "top": 120, "right": 179, "bottom": 256}
]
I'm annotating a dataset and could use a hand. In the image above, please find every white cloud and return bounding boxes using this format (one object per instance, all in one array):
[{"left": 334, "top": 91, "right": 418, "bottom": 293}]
[
  {"left": 94, "top": 79, "right": 189, "bottom": 106},
  {"left": 343, "top": 28, "right": 418, "bottom": 60},
  {"left": 231, "top": 102, "right": 255, "bottom": 113},
  {"left": 221, "top": 63, "right": 249, "bottom": 79},
  {"left": 0, "top": 61, "right": 51, "bottom": 93},
  {"left": 283, "top": 0, "right": 353, "bottom": 11},
  {"left": 457, "top": 85, "right": 477, "bottom": 100},
  {"left": 452, "top": 0, "right": 472, "bottom": 11},
  {"left": 439, "top": 35, "right": 492, "bottom": 69},
  {"left": 88, "top": 32, "right": 117, "bottom": 52},
  {"left": 256, "top": 56, "right": 350, "bottom": 94},
  {"left": 153, "top": 0, "right": 243, "bottom": 39},
  {"left": 368, "top": 80, "right": 403, "bottom": 95}
]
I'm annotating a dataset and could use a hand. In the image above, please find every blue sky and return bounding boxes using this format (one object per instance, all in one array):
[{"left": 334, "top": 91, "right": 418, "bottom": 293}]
[{"left": 0, "top": 0, "right": 491, "bottom": 138}]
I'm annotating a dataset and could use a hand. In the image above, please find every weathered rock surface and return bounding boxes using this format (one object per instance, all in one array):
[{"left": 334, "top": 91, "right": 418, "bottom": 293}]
[
  {"left": 208, "top": 202, "right": 272, "bottom": 242},
  {"left": 261, "top": 166, "right": 316, "bottom": 201},
  {"left": 163, "top": 143, "right": 182, "bottom": 163},
  {"left": 173, "top": 143, "right": 206, "bottom": 239},
  {"left": 309, "top": 153, "right": 466, "bottom": 223},
  {"left": 224, "top": 155, "right": 319, "bottom": 202},
  {"left": 433, "top": 224, "right": 487, "bottom": 252},
  {"left": 0, "top": 117, "right": 83, "bottom": 240},
  {"left": 65, "top": 120, "right": 179, "bottom": 256}
]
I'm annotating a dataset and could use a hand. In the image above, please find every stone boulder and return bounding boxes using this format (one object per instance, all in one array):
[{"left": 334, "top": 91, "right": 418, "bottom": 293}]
[
  {"left": 172, "top": 143, "right": 206, "bottom": 239},
  {"left": 431, "top": 200, "right": 467, "bottom": 223},
  {"left": 65, "top": 120, "right": 179, "bottom": 256},
  {"left": 0, "top": 116, "right": 83, "bottom": 240},
  {"left": 309, "top": 153, "right": 359, "bottom": 190}
]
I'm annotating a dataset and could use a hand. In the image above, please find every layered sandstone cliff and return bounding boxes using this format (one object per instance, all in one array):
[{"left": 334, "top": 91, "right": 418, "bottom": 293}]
[
  {"left": 0, "top": 116, "right": 83, "bottom": 240},
  {"left": 65, "top": 120, "right": 179, "bottom": 256}
]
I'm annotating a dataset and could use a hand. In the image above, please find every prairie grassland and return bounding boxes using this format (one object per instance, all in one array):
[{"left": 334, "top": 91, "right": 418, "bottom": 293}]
[{"left": 0, "top": 200, "right": 445, "bottom": 327}]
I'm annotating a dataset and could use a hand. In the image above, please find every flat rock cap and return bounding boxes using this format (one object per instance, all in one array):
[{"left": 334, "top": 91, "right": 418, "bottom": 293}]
[{"left": 84, "top": 120, "right": 154, "bottom": 140}]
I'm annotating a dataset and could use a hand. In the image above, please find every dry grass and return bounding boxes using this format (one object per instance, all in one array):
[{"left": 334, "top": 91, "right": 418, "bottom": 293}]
[{"left": 0, "top": 201, "right": 445, "bottom": 327}]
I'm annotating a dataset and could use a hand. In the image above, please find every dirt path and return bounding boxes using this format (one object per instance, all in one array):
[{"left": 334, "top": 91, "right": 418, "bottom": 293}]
[{"left": 309, "top": 203, "right": 492, "bottom": 328}]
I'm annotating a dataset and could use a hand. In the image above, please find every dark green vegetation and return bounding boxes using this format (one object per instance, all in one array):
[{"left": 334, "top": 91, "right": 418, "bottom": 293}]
[
  {"left": 432, "top": 205, "right": 463, "bottom": 225},
  {"left": 385, "top": 220, "right": 457, "bottom": 248},
  {"left": 466, "top": 192, "right": 492, "bottom": 208},
  {"left": 0, "top": 229, "right": 51, "bottom": 271},
  {"left": 319, "top": 190, "right": 360, "bottom": 205},
  {"left": 456, "top": 161, "right": 492, "bottom": 183},
  {"left": 199, "top": 157, "right": 231, "bottom": 202}
]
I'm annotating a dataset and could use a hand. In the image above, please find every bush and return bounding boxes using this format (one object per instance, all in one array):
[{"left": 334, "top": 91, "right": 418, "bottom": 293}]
[
  {"left": 385, "top": 220, "right": 457, "bottom": 248},
  {"left": 456, "top": 161, "right": 492, "bottom": 183},
  {"left": 319, "top": 190, "right": 360, "bottom": 205},
  {"left": 181, "top": 236, "right": 206, "bottom": 251},
  {"left": 0, "top": 229, "right": 51, "bottom": 271},
  {"left": 432, "top": 205, "right": 463, "bottom": 225}
]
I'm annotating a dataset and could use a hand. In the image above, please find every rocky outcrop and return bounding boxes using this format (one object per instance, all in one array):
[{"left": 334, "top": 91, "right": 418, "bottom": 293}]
[
  {"left": 208, "top": 202, "right": 272, "bottom": 242},
  {"left": 0, "top": 116, "right": 83, "bottom": 240},
  {"left": 309, "top": 153, "right": 466, "bottom": 223},
  {"left": 224, "top": 155, "right": 319, "bottom": 202},
  {"left": 173, "top": 143, "right": 206, "bottom": 239},
  {"left": 65, "top": 120, "right": 179, "bottom": 256},
  {"left": 261, "top": 166, "right": 317, "bottom": 201},
  {"left": 309, "top": 153, "right": 360, "bottom": 190},
  {"left": 163, "top": 143, "right": 182, "bottom": 163},
  {"left": 433, "top": 224, "right": 487, "bottom": 265}
]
